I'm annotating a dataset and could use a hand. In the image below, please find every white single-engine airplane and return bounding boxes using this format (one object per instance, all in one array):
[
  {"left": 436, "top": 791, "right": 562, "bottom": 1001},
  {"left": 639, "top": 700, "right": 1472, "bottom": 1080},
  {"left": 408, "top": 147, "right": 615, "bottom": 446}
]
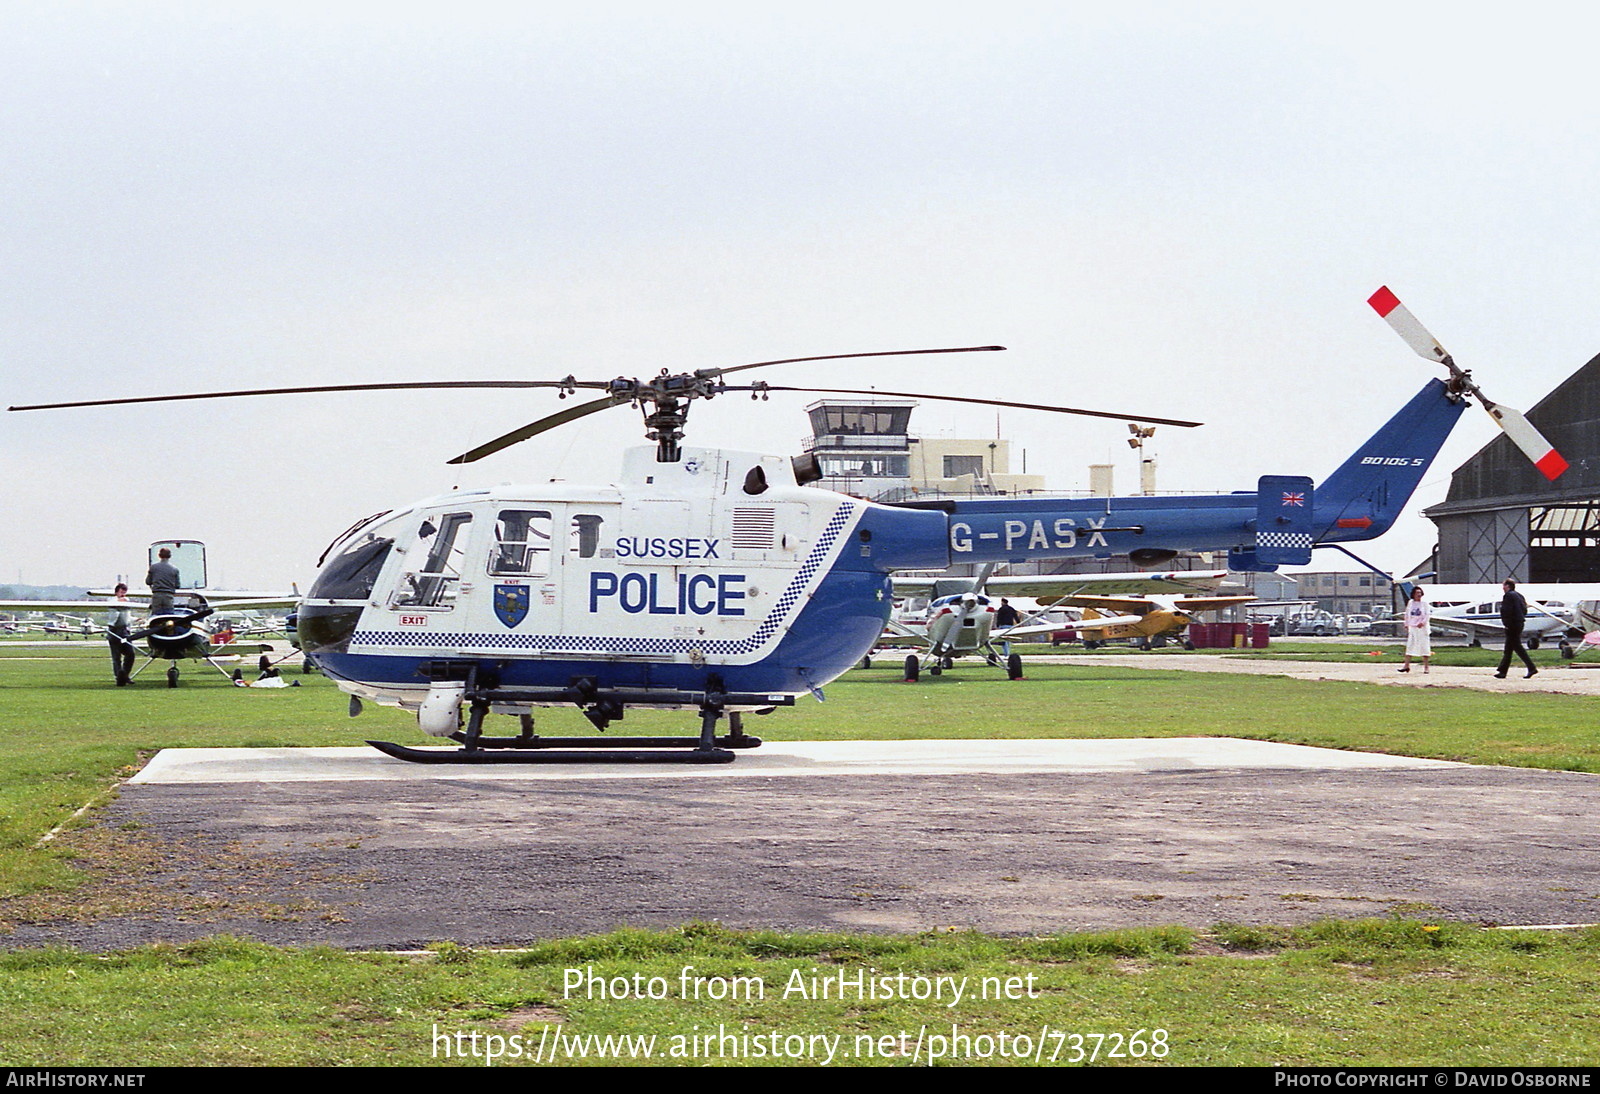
[
  {"left": 0, "top": 542, "right": 299, "bottom": 686},
  {"left": 6, "top": 289, "right": 1568, "bottom": 761}
]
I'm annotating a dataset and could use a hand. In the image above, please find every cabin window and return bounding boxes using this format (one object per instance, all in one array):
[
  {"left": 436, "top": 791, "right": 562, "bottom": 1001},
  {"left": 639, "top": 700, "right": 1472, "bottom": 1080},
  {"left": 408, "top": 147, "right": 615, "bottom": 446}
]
[
  {"left": 488, "top": 510, "right": 553, "bottom": 577},
  {"left": 392, "top": 512, "right": 472, "bottom": 609},
  {"left": 571, "top": 514, "right": 604, "bottom": 558}
]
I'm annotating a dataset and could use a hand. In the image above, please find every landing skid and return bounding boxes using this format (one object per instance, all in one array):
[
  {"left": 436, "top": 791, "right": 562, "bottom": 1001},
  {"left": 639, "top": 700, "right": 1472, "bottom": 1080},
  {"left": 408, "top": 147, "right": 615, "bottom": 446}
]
[
  {"left": 365, "top": 670, "right": 783, "bottom": 764},
  {"left": 367, "top": 737, "right": 750, "bottom": 765}
]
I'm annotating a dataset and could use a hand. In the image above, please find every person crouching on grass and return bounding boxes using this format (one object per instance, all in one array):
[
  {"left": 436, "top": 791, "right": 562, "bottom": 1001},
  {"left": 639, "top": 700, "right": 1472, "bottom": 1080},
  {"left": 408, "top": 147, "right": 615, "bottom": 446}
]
[{"left": 1400, "top": 585, "right": 1432, "bottom": 674}]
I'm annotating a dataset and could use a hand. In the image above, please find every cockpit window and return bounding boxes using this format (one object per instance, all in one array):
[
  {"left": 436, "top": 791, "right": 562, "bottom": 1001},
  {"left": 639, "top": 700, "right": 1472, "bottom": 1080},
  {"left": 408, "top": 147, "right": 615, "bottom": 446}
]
[
  {"left": 308, "top": 534, "right": 394, "bottom": 601},
  {"left": 392, "top": 512, "right": 473, "bottom": 609}
]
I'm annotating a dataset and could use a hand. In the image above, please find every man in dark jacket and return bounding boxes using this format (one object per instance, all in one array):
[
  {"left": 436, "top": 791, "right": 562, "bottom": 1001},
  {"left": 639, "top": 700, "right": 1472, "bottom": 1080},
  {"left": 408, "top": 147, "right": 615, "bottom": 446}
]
[
  {"left": 1495, "top": 578, "right": 1537, "bottom": 679},
  {"left": 146, "top": 547, "right": 180, "bottom": 615}
]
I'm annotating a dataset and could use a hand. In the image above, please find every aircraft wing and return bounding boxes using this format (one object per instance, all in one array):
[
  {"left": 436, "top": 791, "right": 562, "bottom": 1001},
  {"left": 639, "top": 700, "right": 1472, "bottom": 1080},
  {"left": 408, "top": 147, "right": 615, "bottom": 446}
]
[
  {"left": 1428, "top": 614, "right": 1569, "bottom": 640},
  {"left": 889, "top": 569, "right": 1233, "bottom": 600},
  {"left": 872, "top": 632, "right": 930, "bottom": 649},
  {"left": 1050, "top": 594, "right": 1254, "bottom": 615},
  {"left": 992, "top": 616, "right": 1128, "bottom": 639},
  {"left": 204, "top": 597, "right": 301, "bottom": 611},
  {"left": 874, "top": 618, "right": 931, "bottom": 648},
  {"left": 977, "top": 570, "right": 1234, "bottom": 598},
  {"left": 1427, "top": 616, "right": 1508, "bottom": 640},
  {"left": 87, "top": 587, "right": 299, "bottom": 600},
  {"left": 1171, "top": 595, "right": 1258, "bottom": 613},
  {"left": 0, "top": 595, "right": 299, "bottom": 614},
  {"left": 210, "top": 642, "right": 275, "bottom": 654},
  {"left": 1043, "top": 614, "right": 1144, "bottom": 634},
  {"left": 0, "top": 599, "right": 136, "bottom": 614}
]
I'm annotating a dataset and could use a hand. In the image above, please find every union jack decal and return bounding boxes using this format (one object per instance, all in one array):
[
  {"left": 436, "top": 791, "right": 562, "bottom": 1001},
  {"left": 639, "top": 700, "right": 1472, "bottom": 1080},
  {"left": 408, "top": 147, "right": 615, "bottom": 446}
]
[{"left": 1281, "top": 492, "right": 1306, "bottom": 507}]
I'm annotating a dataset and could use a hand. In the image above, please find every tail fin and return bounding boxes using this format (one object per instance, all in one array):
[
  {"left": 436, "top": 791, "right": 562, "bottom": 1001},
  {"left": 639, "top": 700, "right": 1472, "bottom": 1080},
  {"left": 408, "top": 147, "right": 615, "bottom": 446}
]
[{"left": 1313, "top": 379, "right": 1465, "bottom": 543}]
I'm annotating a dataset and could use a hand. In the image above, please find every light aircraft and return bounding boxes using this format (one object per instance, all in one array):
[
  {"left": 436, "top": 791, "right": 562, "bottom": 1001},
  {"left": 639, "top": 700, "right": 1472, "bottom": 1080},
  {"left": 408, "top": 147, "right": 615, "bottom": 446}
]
[
  {"left": 1403, "top": 582, "right": 1587, "bottom": 649},
  {"left": 1049, "top": 590, "right": 1256, "bottom": 650},
  {"left": 40, "top": 615, "right": 101, "bottom": 639},
  {"left": 0, "top": 542, "right": 300, "bottom": 686},
  {"left": 7, "top": 289, "right": 1563, "bottom": 762},
  {"left": 877, "top": 568, "right": 1247, "bottom": 678}
]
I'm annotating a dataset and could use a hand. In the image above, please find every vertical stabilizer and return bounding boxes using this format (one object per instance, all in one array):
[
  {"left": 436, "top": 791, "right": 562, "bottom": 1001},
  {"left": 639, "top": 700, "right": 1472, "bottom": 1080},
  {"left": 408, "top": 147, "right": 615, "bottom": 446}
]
[{"left": 1312, "top": 379, "right": 1465, "bottom": 543}]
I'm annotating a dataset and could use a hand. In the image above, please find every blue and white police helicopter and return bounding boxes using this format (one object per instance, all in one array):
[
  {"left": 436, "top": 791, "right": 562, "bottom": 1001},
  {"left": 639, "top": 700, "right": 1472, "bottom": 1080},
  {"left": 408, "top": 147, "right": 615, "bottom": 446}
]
[{"left": 7, "top": 289, "right": 1566, "bottom": 762}]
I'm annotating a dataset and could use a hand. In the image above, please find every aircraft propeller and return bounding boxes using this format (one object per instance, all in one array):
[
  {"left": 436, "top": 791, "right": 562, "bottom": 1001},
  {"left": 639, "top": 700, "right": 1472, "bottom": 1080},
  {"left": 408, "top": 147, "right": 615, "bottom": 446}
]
[
  {"left": 128, "top": 604, "right": 214, "bottom": 645},
  {"left": 9, "top": 345, "right": 1202, "bottom": 465},
  {"left": 1368, "top": 286, "right": 1568, "bottom": 481}
]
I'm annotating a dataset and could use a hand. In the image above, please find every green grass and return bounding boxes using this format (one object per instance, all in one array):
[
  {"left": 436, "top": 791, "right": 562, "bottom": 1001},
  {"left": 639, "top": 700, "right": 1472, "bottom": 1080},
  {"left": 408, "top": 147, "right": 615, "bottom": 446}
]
[
  {"left": 0, "top": 922, "right": 1597, "bottom": 1066},
  {"left": 4, "top": 647, "right": 1599, "bottom": 1065},
  {"left": 822, "top": 658, "right": 1600, "bottom": 771}
]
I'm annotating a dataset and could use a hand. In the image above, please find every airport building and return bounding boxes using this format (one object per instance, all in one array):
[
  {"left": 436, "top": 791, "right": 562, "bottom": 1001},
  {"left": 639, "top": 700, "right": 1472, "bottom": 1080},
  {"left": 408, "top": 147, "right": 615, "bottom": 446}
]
[
  {"left": 802, "top": 399, "right": 1047, "bottom": 500},
  {"left": 1289, "top": 570, "right": 1397, "bottom": 617},
  {"left": 1424, "top": 351, "right": 1600, "bottom": 583}
]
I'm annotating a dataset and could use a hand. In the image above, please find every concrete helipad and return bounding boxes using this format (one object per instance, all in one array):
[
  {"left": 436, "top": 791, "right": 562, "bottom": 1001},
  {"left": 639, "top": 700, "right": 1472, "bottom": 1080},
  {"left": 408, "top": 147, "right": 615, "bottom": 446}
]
[
  {"left": 129, "top": 737, "right": 1464, "bottom": 785},
  {"left": 8, "top": 736, "right": 1595, "bottom": 951}
]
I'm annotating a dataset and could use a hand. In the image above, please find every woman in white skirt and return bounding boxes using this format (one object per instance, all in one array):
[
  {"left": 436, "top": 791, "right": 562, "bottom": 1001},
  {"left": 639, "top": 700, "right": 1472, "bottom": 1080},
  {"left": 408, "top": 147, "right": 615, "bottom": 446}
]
[{"left": 1399, "top": 585, "right": 1431, "bottom": 674}]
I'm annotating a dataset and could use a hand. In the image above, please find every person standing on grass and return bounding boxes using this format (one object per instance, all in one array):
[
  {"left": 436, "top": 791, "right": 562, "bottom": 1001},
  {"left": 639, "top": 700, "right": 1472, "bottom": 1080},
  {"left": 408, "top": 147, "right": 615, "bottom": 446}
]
[
  {"left": 1495, "top": 578, "right": 1538, "bottom": 680},
  {"left": 1400, "top": 585, "right": 1432, "bottom": 674},
  {"left": 104, "top": 582, "right": 136, "bottom": 686}
]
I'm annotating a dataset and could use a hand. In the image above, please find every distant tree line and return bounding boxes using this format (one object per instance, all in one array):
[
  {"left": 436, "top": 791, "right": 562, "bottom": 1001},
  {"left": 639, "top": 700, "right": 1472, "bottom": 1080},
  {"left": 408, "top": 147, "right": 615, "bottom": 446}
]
[{"left": 0, "top": 584, "right": 92, "bottom": 600}]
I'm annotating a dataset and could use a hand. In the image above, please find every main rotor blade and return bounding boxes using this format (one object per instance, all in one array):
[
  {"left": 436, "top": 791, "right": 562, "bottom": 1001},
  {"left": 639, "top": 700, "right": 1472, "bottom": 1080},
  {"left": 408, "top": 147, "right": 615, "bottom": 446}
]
[
  {"left": 751, "top": 386, "right": 1202, "bottom": 428},
  {"left": 7, "top": 380, "right": 599, "bottom": 413},
  {"left": 447, "top": 394, "right": 620, "bottom": 464},
  {"left": 1368, "top": 285, "right": 1568, "bottom": 481},
  {"left": 710, "top": 345, "right": 1005, "bottom": 379}
]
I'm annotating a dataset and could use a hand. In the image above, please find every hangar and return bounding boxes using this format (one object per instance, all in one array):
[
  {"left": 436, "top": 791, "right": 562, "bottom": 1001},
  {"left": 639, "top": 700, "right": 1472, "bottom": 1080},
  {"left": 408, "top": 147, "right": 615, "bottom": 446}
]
[{"left": 1426, "top": 351, "right": 1600, "bottom": 583}]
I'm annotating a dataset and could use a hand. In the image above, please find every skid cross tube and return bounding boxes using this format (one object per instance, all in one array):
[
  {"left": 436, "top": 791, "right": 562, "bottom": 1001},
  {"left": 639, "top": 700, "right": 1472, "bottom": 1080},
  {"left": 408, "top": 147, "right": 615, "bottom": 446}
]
[{"left": 366, "top": 674, "right": 784, "bottom": 764}]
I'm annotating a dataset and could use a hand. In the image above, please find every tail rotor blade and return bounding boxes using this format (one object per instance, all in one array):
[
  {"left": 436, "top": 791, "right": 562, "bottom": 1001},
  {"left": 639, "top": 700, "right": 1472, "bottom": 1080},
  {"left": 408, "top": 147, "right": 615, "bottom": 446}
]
[
  {"left": 1479, "top": 397, "right": 1570, "bottom": 481},
  {"left": 1369, "top": 285, "right": 1568, "bottom": 481},
  {"left": 1368, "top": 286, "right": 1450, "bottom": 363}
]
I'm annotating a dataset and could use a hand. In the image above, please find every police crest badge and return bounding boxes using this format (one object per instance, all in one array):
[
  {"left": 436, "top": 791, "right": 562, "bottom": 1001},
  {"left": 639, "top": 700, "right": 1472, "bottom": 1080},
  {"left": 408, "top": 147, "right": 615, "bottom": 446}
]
[{"left": 494, "top": 584, "right": 530, "bottom": 628}]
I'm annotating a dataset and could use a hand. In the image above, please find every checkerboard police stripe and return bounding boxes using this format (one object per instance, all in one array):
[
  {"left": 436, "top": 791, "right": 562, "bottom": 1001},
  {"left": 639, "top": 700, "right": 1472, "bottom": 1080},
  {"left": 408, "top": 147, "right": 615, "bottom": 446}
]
[{"left": 1257, "top": 532, "right": 1313, "bottom": 549}]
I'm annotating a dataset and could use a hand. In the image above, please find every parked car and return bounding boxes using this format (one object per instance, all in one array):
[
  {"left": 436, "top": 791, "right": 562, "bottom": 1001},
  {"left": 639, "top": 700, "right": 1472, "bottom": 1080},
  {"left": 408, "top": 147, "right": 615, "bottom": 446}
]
[{"left": 1288, "top": 611, "right": 1341, "bottom": 636}]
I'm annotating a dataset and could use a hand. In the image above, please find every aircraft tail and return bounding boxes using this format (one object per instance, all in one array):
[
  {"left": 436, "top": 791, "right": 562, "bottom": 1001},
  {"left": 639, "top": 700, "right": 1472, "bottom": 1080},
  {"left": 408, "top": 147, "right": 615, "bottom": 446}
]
[{"left": 1311, "top": 378, "right": 1465, "bottom": 544}]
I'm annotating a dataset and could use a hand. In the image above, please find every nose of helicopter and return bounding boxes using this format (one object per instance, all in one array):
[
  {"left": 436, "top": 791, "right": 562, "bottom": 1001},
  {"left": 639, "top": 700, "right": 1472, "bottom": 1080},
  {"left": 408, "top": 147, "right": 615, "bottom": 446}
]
[{"left": 297, "top": 603, "right": 363, "bottom": 656}]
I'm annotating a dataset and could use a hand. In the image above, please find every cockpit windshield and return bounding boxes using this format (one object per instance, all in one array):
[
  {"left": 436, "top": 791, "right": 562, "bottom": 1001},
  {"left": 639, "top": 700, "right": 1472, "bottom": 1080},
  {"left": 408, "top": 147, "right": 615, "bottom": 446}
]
[{"left": 308, "top": 534, "right": 394, "bottom": 600}]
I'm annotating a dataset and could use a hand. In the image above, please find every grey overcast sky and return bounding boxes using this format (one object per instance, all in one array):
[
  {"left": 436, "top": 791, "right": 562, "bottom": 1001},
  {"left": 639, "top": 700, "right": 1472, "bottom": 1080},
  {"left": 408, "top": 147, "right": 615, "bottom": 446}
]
[{"left": 5, "top": 1, "right": 1598, "bottom": 588}]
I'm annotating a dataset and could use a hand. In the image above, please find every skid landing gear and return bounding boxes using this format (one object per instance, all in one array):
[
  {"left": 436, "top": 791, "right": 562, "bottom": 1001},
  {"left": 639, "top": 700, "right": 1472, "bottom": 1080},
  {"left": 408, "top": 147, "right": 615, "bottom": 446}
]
[{"left": 367, "top": 675, "right": 784, "bottom": 765}]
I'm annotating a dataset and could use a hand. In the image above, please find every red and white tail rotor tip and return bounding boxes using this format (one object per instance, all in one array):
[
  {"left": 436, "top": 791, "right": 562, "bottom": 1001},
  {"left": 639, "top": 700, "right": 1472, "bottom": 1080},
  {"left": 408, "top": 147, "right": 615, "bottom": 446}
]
[
  {"left": 1367, "top": 285, "right": 1449, "bottom": 363},
  {"left": 1368, "top": 285, "right": 1568, "bottom": 481}
]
